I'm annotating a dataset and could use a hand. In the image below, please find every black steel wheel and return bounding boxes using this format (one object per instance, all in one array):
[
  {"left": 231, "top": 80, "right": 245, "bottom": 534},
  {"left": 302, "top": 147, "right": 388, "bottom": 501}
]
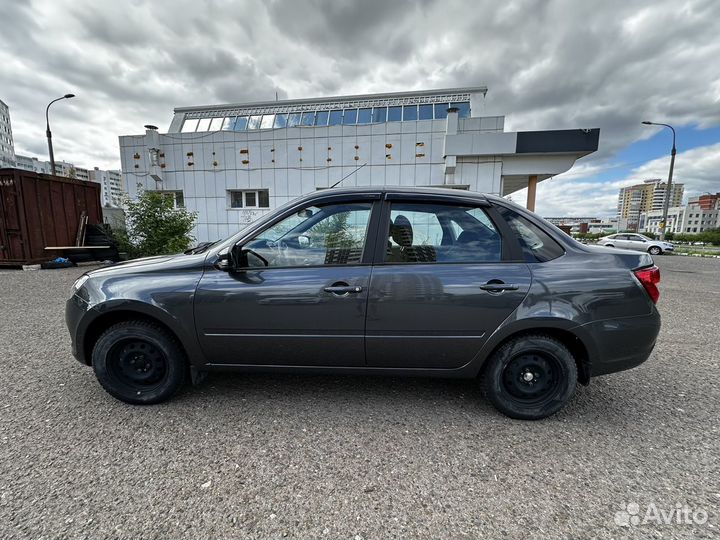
[
  {"left": 483, "top": 334, "right": 577, "bottom": 420},
  {"left": 92, "top": 320, "right": 186, "bottom": 404}
]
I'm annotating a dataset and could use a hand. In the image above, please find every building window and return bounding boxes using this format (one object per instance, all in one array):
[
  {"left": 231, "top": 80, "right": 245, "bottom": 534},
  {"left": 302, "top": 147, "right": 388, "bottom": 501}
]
[
  {"left": 208, "top": 117, "right": 223, "bottom": 131},
  {"left": 434, "top": 103, "right": 450, "bottom": 119},
  {"left": 342, "top": 108, "right": 358, "bottom": 124},
  {"left": 260, "top": 114, "right": 275, "bottom": 129},
  {"left": 403, "top": 105, "right": 418, "bottom": 120},
  {"left": 357, "top": 108, "right": 372, "bottom": 124},
  {"left": 300, "top": 112, "right": 315, "bottom": 126},
  {"left": 273, "top": 114, "right": 288, "bottom": 128},
  {"left": 418, "top": 104, "right": 433, "bottom": 120},
  {"left": 287, "top": 113, "right": 302, "bottom": 127},
  {"left": 196, "top": 118, "right": 212, "bottom": 131},
  {"left": 233, "top": 116, "right": 248, "bottom": 131},
  {"left": 451, "top": 101, "right": 471, "bottom": 118},
  {"left": 228, "top": 189, "right": 270, "bottom": 209},
  {"left": 372, "top": 107, "right": 387, "bottom": 123},
  {"left": 181, "top": 119, "right": 199, "bottom": 133},
  {"left": 222, "top": 117, "right": 236, "bottom": 130},
  {"left": 247, "top": 115, "right": 262, "bottom": 129},
  {"left": 328, "top": 110, "right": 343, "bottom": 126},
  {"left": 158, "top": 190, "right": 184, "bottom": 208},
  {"left": 387, "top": 106, "right": 402, "bottom": 122},
  {"left": 315, "top": 110, "right": 329, "bottom": 126}
]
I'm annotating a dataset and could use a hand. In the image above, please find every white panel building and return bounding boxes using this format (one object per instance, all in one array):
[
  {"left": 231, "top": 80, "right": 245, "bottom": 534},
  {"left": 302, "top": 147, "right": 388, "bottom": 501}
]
[
  {"left": 0, "top": 99, "right": 16, "bottom": 168},
  {"left": 120, "top": 87, "right": 599, "bottom": 242}
]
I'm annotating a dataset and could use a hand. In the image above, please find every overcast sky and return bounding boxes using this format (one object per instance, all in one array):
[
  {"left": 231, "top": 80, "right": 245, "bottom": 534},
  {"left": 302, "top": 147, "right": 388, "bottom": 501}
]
[{"left": 1, "top": 0, "right": 718, "bottom": 216}]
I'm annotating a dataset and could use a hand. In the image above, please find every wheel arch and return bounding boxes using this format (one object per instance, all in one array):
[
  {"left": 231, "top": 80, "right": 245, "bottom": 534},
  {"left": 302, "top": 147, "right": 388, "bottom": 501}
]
[
  {"left": 475, "top": 321, "right": 594, "bottom": 385},
  {"left": 82, "top": 307, "right": 189, "bottom": 367}
]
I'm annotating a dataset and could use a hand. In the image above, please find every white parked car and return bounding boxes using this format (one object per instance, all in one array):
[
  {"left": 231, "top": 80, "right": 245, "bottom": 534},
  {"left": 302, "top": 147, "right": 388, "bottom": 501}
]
[{"left": 597, "top": 233, "right": 674, "bottom": 255}]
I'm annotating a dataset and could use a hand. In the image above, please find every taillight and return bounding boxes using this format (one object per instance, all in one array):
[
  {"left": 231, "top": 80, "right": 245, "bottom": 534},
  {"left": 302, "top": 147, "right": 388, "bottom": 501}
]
[{"left": 633, "top": 265, "right": 661, "bottom": 304}]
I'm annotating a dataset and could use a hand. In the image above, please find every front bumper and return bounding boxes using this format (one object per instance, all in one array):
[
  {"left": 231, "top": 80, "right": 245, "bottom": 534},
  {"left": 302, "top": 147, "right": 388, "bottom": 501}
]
[
  {"left": 583, "top": 309, "right": 661, "bottom": 377},
  {"left": 66, "top": 294, "right": 91, "bottom": 365}
]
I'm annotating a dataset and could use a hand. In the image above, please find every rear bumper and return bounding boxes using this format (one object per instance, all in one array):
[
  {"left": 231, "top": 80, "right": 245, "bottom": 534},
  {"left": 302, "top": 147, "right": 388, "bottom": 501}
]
[{"left": 583, "top": 309, "right": 661, "bottom": 377}]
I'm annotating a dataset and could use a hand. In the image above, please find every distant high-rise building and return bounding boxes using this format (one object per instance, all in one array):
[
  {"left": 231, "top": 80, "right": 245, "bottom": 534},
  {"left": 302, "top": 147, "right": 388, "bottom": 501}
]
[
  {"left": 0, "top": 99, "right": 16, "bottom": 168},
  {"left": 617, "top": 179, "right": 684, "bottom": 230},
  {"left": 89, "top": 167, "right": 125, "bottom": 207}
]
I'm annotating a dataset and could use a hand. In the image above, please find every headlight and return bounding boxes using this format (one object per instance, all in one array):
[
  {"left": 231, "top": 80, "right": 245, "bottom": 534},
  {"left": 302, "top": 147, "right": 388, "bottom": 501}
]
[{"left": 72, "top": 275, "right": 90, "bottom": 293}]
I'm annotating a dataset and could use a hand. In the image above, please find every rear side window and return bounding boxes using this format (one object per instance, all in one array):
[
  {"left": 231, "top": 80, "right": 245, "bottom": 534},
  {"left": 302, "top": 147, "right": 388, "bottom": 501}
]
[{"left": 497, "top": 207, "right": 565, "bottom": 262}]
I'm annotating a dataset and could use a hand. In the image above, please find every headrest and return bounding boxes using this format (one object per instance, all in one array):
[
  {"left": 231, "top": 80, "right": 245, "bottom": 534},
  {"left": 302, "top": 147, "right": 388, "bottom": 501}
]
[{"left": 391, "top": 215, "right": 413, "bottom": 247}]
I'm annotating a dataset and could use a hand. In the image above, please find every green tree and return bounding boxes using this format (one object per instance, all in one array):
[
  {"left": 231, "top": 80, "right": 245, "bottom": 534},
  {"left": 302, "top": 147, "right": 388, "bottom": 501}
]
[{"left": 117, "top": 188, "right": 198, "bottom": 258}]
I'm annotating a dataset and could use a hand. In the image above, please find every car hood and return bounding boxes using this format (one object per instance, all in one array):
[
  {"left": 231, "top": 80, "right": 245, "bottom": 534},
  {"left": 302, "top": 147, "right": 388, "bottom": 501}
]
[{"left": 86, "top": 252, "right": 207, "bottom": 278}]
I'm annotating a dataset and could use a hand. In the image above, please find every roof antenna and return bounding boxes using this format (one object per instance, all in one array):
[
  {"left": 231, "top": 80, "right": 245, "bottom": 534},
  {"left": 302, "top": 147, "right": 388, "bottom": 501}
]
[{"left": 330, "top": 162, "right": 367, "bottom": 188}]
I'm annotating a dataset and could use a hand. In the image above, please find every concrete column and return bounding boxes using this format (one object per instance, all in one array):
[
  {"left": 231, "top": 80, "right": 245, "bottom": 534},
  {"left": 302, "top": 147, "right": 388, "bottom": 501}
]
[
  {"left": 443, "top": 107, "right": 459, "bottom": 183},
  {"left": 526, "top": 175, "right": 538, "bottom": 211}
]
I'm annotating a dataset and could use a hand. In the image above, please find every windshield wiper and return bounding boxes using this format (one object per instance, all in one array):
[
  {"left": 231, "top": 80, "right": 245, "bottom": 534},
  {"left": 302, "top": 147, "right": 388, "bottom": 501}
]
[{"left": 184, "top": 240, "right": 219, "bottom": 255}]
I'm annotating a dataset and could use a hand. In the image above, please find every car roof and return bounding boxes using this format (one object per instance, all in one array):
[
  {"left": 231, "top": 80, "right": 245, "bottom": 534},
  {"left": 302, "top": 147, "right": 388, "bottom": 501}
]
[{"left": 303, "top": 185, "right": 492, "bottom": 203}]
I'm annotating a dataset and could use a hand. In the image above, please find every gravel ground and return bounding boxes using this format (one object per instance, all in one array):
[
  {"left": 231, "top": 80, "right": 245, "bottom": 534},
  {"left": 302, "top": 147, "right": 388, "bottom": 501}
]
[{"left": 0, "top": 256, "right": 718, "bottom": 539}]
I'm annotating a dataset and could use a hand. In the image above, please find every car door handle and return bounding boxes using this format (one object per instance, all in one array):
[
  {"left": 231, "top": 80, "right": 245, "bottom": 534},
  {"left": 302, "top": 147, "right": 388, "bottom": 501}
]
[
  {"left": 324, "top": 284, "right": 363, "bottom": 295},
  {"left": 479, "top": 282, "right": 519, "bottom": 292}
]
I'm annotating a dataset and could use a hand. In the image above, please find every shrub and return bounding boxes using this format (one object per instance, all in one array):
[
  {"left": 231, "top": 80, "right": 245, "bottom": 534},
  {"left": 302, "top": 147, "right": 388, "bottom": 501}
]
[{"left": 117, "top": 188, "right": 198, "bottom": 258}]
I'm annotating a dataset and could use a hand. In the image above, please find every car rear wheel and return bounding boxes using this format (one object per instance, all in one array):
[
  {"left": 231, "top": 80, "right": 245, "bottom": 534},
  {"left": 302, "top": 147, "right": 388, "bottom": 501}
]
[
  {"left": 92, "top": 320, "right": 187, "bottom": 404},
  {"left": 648, "top": 246, "right": 662, "bottom": 255},
  {"left": 482, "top": 334, "right": 577, "bottom": 420}
]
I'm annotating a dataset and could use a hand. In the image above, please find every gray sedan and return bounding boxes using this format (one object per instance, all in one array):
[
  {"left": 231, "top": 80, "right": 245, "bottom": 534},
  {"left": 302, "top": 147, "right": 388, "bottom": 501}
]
[
  {"left": 597, "top": 233, "right": 674, "bottom": 255},
  {"left": 66, "top": 187, "right": 662, "bottom": 420}
]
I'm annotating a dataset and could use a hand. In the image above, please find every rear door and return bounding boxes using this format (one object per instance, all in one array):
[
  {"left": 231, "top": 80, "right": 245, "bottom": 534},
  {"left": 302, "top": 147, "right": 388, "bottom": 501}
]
[{"left": 365, "top": 196, "right": 532, "bottom": 369}]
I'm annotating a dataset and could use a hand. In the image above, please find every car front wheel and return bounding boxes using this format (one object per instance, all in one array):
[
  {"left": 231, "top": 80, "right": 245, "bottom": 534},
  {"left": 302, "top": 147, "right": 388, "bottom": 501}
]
[
  {"left": 92, "top": 320, "right": 187, "bottom": 404},
  {"left": 482, "top": 334, "right": 577, "bottom": 420},
  {"left": 648, "top": 246, "right": 662, "bottom": 255}
]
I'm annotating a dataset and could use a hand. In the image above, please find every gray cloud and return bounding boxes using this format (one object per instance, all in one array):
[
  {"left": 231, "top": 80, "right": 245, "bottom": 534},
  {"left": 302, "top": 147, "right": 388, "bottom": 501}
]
[{"left": 0, "top": 0, "right": 718, "bottom": 214}]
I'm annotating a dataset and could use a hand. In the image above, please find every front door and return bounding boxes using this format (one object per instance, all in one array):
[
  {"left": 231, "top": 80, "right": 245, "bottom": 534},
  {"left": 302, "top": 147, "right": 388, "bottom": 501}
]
[
  {"left": 195, "top": 199, "right": 377, "bottom": 367},
  {"left": 366, "top": 200, "right": 532, "bottom": 369}
]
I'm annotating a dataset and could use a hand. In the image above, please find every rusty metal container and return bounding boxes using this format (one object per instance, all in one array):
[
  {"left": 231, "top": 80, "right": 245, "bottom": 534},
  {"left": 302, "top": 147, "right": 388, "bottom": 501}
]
[{"left": 0, "top": 168, "right": 102, "bottom": 266}]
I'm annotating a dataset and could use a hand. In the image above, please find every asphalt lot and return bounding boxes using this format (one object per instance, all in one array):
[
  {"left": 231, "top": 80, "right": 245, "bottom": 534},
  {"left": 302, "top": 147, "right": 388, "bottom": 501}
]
[{"left": 0, "top": 255, "right": 718, "bottom": 539}]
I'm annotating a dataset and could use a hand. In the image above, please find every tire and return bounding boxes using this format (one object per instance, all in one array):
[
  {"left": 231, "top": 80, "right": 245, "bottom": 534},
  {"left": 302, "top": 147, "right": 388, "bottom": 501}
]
[
  {"left": 91, "top": 320, "right": 187, "bottom": 404},
  {"left": 482, "top": 334, "right": 577, "bottom": 420},
  {"left": 648, "top": 246, "right": 662, "bottom": 255},
  {"left": 604, "top": 244, "right": 614, "bottom": 248}
]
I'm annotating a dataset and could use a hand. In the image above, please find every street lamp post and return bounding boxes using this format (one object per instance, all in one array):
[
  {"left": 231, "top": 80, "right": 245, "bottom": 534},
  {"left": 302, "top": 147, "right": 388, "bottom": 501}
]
[
  {"left": 642, "top": 121, "right": 676, "bottom": 241},
  {"left": 46, "top": 94, "right": 75, "bottom": 175}
]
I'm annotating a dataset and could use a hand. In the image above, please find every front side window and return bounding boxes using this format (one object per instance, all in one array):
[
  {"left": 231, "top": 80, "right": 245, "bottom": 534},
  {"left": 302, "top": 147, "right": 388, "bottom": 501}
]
[
  {"left": 383, "top": 202, "right": 502, "bottom": 264},
  {"left": 243, "top": 202, "right": 373, "bottom": 267},
  {"left": 497, "top": 207, "right": 564, "bottom": 262}
]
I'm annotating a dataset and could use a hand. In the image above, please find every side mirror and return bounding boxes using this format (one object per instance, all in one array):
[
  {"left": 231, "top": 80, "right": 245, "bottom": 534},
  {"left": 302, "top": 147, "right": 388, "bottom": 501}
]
[{"left": 298, "top": 234, "right": 310, "bottom": 247}]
